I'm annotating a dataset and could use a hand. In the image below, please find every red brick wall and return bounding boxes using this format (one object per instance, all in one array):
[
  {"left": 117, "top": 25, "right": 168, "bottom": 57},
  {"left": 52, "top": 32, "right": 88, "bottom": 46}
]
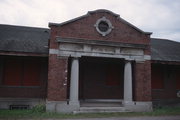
[
  {"left": 134, "top": 61, "right": 152, "bottom": 101},
  {"left": 47, "top": 54, "right": 68, "bottom": 101},
  {"left": 49, "top": 26, "right": 59, "bottom": 49},
  {"left": 0, "top": 87, "right": 46, "bottom": 98}
]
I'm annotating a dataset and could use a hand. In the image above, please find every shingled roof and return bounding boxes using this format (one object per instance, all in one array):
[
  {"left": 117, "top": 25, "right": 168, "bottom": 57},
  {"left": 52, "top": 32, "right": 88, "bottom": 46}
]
[
  {"left": 0, "top": 24, "right": 50, "bottom": 54},
  {"left": 151, "top": 38, "right": 180, "bottom": 62}
]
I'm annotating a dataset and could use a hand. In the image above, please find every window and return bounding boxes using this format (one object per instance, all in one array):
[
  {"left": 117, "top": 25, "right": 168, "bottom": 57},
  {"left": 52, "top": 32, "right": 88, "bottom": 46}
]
[
  {"left": 3, "top": 59, "right": 22, "bottom": 86},
  {"left": 94, "top": 16, "right": 114, "bottom": 36},
  {"left": 176, "top": 69, "right": 180, "bottom": 89},
  {"left": 106, "top": 64, "right": 121, "bottom": 86},
  {"left": 98, "top": 21, "right": 109, "bottom": 32},
  {"left": 151, "top": 64, "right": 164, "bottom": 89},
  {"left": 23, "top": 59, "right": 41, "bottom": 86},
  {"left": 2, "top": 57, "right": 41, "bottom": 86}
]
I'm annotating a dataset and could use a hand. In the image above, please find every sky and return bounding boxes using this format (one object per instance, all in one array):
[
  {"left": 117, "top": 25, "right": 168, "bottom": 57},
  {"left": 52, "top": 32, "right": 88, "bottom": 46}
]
[{"left": 0, "top": 0, "right": 180, "bottom": 42}]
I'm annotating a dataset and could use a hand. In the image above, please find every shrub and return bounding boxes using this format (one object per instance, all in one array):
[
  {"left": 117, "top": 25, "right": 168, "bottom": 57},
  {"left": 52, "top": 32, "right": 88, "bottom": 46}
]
[{"left": 32, "top": 104, "right": 46, "bottom": 113}]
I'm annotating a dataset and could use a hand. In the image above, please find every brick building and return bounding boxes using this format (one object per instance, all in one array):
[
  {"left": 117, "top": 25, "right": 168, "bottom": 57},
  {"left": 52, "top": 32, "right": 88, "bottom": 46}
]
[{"left": 0, "top": 9, "right": 179, "bottom": 113}]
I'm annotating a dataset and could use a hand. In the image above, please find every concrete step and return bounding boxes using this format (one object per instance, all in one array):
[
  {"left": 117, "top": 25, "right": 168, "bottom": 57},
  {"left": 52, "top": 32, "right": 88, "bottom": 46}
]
[
  {"left": 73, "top": 107, "right": 130, "bottom": 113},
  {"left": 81, "top": 102, "right": 122, "bottom": 107},
  {"left": 80, "top": 99, "right": 123, "bottom": 107}
]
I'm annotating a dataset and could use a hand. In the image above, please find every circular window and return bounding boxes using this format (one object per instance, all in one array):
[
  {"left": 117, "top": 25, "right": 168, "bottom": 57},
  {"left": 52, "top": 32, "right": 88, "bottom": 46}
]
[
  {"left": 94, "top": 17, "right": 114, "bottom": 36},
  {"left": 98, "top": 21, "right": 109, "bottom": 32}
]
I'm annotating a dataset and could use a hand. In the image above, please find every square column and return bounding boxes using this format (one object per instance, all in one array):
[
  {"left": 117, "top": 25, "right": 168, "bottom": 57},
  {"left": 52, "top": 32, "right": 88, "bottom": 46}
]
[
  {"left": 69, "top": 57, "right": 80, "bottom": 106},
  {"left": 124, "top": 61, "right": 133, "bottom": 105}
]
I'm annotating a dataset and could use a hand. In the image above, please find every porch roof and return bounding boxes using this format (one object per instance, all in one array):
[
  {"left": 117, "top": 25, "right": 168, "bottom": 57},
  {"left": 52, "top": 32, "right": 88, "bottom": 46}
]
[
  {"left": 151, "top": 38, "right": 180, "bottom": 62},
  {"left": 0, "top": 24, "right": 50, "bottom": 54}
]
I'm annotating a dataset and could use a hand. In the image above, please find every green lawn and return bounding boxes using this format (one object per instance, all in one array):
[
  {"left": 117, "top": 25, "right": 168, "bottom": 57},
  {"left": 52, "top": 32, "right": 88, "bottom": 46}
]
[{"left": 0, "top": 107, "right": 180, "bottom": 119}]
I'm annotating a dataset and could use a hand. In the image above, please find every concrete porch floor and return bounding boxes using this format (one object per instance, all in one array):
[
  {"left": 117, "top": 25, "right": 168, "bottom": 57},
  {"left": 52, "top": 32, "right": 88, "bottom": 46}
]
[{"left": 74, "top": 99, "right": 128, "bottom": 113}]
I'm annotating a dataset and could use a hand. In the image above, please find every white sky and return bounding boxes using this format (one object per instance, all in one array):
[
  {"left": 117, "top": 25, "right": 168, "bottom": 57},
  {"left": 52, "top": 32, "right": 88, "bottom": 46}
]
[{"left": 0, "top": 0, "right": 180, "bottom": 42}]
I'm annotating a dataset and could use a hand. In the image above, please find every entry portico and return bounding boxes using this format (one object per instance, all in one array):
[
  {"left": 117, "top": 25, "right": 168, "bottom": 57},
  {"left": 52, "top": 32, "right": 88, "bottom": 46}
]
[{"left": 47, "top": 9, "right": 152, "bottom": 113}]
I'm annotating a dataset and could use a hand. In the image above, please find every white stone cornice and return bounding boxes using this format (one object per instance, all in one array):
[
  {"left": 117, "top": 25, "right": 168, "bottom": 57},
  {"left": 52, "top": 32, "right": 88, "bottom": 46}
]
[
  {"left": 49, "top": 49, "right": 59, "bottom": 55},
  {"left": 144, "top": 55, "right": 151, "bottom": 60}
]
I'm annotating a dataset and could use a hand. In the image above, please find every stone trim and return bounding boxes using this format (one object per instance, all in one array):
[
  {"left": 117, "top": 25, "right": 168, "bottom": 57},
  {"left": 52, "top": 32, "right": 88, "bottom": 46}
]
[
  {"left": 144, "top": 55, "right": 151, "bottom": 60},
  {"left": 69, "top": 57, "right": 80, "bottom": 107},
  {"left": 59, "top": 50, "right": 149, "bottom": 61},
  {"left": 49, "top": 49, "right": 59, "bottom": 54},
  {"left": 125, "top": 101, "right": 153, "bottom": 112},
  {"left": 46, "top": 100, "right": 153, "bottom": 113},
  {"left": 94, "top": 16, "right": 114, "bottom": 36},
  {"left": 56, "top": 37, "right": 147, "bottom": 49},
  {"left": 57, "top": 40, "right": 150, "bottom": 61},
  {"left": 124, "top": 61, "right": 133, "bottom": 105},
  {"left": 46, "top": 100, "right": 79, "bottom": 113}
]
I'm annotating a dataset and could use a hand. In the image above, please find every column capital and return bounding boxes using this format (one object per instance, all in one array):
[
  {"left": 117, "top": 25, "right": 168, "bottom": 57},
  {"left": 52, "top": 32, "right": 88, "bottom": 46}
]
[
  {"left": 124, "top": 60, "right": 133, "bottom": 64},
  {"left": 124, "top": 57, "right": 134, "bottom": 61},
  {"left": 72, "top": 57, "right": 79, "bottom": 60}
]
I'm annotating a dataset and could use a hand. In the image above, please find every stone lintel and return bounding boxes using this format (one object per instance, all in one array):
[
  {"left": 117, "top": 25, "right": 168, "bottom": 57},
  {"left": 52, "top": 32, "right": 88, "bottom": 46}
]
[
  {"left": 56, "top": 37, "right": 147, "bottom": 49},
  {"left": 57, "top": 41, "right": 151, "bottom": 61}
]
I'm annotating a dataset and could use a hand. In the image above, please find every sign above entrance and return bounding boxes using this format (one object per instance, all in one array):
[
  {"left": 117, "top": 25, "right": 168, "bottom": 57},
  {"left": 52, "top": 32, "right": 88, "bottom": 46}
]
[{"left": 94, "top": 16, "right": 114, "bottom": 36}]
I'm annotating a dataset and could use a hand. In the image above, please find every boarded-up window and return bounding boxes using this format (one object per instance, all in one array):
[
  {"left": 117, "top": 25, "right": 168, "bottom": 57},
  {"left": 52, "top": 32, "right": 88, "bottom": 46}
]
[
  {"left": 151, "top": 64, "right": 164, "bottom": 89},
  {"left": 176, "top": 69, "right": 180, "bottom": 89},
  {"left": 106, "top": 64, "right": 121, "bottom": 86},
  {"left": 23, "top": 59, "right": 41, "bottom": 86},
  {"left": 3, "top": 57, "right": 41, "bottom": 86},
  {"left": 3, "top": 59, "right": 22, "bottom": 86}
]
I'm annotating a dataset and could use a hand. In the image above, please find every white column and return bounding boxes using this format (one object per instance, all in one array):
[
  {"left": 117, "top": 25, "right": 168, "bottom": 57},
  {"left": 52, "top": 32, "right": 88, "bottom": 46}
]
[
  {"left": 69, "top": 57, "right": 79, "bottom": 106},
  {"left": 124, "top": 61, "right": 133, "bottom": 104}
]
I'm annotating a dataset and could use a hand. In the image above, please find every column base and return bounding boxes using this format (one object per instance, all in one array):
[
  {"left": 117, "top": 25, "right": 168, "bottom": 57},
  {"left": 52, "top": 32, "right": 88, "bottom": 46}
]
[
  {"left": 124, "top": 101, "right": 153, "bottom": 112},
  {"left": 46, "top": 100, "right": 80, "bottom": 113},
  {"left": 69, "top": 100, "right": 80, "bottom": 106}
]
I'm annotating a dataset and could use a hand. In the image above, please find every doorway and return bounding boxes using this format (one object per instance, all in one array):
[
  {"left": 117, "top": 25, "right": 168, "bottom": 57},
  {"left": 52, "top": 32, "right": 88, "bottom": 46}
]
[{"left": 79, "top": 57, "right": 124, "bottom": 100}]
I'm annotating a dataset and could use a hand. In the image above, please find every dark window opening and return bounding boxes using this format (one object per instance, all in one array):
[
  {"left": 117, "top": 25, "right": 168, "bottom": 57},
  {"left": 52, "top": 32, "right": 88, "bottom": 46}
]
[
  {"left": 2, "top": 57, "right": 42, "bottom": 87},
  {"left": 98, "top": 21, "right": 109, "bottom": 32},
  {"left": 176, "top": 69, "right": 180, "bottom": 89},
  {"left": 151, "top": 64, "right": 164, "bottom": 89},
  {"left": 106, "top": 64, "right": 121, "bottom": 86}
]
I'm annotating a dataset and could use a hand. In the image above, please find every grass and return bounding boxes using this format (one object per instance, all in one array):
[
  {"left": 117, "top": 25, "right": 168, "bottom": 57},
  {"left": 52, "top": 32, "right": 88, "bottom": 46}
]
[{"left": 0, "top": 107, "right": 180, "bottom": 119}]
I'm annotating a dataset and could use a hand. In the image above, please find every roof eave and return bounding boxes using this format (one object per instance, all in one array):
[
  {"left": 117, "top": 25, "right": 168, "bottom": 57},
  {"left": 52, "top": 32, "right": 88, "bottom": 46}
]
[
  {"left": 117, "top": 17, "right": 152, "bottom": 35},
  {"left": 48, "top": 13, "right": 90, "bottom": 27},
  {"left": 145, "top": 32, "right": 152, "bottom": 35}
]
